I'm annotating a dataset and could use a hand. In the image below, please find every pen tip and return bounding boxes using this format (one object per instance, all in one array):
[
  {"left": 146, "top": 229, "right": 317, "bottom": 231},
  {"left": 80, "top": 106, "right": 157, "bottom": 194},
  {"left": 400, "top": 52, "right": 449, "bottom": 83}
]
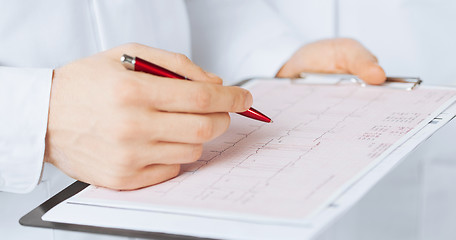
[{"left": 269, "top": 120, "right": 274, "bottom": 123}]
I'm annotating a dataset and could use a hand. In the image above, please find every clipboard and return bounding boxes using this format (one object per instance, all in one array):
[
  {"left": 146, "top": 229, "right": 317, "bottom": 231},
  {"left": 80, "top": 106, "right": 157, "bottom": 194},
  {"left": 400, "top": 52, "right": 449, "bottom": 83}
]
[
  {"left": 19, "top": 77, "right": 456, "bottom": 240},
  {"left": 19, "top": 181, "right": 206, "bottom": 240}
]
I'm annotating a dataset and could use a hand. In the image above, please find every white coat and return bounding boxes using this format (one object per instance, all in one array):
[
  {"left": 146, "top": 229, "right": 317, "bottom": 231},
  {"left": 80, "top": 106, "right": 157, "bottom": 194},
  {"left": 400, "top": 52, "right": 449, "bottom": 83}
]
[{"left": 0, "top": 1, "right": 302, "bottom": 239}]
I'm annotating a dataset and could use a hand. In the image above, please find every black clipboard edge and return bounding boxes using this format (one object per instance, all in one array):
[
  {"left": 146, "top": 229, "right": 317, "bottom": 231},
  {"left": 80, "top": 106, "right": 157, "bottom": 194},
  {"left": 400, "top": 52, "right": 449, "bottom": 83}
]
[{"left": 19, "top": 181, "right": 211, "bottom": 240}]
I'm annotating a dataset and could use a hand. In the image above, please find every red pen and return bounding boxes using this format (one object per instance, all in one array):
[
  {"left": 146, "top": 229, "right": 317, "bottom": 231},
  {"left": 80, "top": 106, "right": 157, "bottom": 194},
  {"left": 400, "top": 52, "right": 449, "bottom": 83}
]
[{"left": 120, "top": 54, "right": 272, "bottom": 123}]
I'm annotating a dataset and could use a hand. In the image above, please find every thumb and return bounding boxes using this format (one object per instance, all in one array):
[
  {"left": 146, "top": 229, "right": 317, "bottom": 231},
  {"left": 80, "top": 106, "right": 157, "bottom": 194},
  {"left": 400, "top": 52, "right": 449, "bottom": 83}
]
[
  {"left": 341, "top": 39, "right": 386, "bottom": 85},
  {"left": 352, "top": 60, "right": 386, "bottom": 85}
]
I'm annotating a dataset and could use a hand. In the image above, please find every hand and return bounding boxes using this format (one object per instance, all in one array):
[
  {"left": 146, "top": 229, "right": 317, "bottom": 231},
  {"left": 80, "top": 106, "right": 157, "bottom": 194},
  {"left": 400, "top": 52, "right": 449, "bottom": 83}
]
[
  {"left": 45, "top": 43, "right": 253, "bottom": 190},
  {"left": 277, "top": 38, "right": 386, "bottom": 84}
]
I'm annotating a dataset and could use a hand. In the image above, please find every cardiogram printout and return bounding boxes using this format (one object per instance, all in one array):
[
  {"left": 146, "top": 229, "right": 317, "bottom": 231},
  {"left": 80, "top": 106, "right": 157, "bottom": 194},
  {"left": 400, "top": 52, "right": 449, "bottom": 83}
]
[{"left": 69, "top": 79, "right": 456, "bottom": 224}]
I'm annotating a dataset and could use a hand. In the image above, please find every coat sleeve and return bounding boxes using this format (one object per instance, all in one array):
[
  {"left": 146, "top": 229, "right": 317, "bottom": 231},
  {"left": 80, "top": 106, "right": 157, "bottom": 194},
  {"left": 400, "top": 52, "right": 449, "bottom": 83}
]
[
  {"left": 185, "top": 0, "right": 303, "bottom": 84},
  {"left": 0, "top": 67, "right": 53, "bottom": 193}
]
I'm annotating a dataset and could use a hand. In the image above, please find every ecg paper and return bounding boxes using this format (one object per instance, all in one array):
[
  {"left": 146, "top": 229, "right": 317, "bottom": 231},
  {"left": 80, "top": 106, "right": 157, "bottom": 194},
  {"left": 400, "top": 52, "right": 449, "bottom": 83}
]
[{"left": 69, "top": 79, "right": 456, "bottom": 224}]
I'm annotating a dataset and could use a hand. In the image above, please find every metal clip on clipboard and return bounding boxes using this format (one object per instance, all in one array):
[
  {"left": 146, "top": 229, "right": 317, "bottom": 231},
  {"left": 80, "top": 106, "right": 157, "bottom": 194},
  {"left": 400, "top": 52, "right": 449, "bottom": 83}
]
[{"left": 297, "top": 72, "right": 422, "bottom": 91}]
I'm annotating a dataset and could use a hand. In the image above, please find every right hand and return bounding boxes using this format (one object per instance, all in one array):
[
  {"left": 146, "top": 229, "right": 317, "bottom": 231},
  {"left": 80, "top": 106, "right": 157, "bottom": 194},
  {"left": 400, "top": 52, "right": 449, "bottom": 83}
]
[{"left": 44, "top": 43, "right": 253, "bottom": 190}]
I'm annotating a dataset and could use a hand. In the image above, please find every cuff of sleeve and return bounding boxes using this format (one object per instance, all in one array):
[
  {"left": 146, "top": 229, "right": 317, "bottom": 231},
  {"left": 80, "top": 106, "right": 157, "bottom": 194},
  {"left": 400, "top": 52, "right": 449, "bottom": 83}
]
[
  {"left": 232, "top": 34, "right": 303, "bottom": 82},
  {"left": 0, "top": 67, "right": 53, "bottom": 193}
]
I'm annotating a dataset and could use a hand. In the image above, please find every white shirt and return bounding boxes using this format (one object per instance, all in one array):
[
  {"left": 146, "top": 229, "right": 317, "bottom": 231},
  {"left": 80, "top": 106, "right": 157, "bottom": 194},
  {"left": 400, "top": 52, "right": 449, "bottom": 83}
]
[{"left": 0, "top": 0, "right": 302, "bottom": 239}]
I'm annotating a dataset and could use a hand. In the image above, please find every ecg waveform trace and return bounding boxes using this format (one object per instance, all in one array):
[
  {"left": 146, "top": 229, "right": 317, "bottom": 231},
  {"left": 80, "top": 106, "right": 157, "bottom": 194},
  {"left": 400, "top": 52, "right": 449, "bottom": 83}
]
[{"left": 73, "top": 80, "right": 456, "bottom": 222}]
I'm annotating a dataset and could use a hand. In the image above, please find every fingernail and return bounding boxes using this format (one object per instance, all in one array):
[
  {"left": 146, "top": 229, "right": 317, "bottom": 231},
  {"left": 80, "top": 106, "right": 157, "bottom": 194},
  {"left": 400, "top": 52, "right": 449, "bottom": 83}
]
[{"left": 244, "top": 91, "right": 253, "bottom": 109}]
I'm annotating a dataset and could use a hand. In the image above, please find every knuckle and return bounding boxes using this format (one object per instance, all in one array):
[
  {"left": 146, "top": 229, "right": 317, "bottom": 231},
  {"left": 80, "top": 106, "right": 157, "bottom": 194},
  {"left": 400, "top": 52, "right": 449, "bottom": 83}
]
[
  {"left": 122, "top": 42, "right": 143, "bottom": 53},
  {"left": 148, "top": 89, "right": 166, "bottom": 109},
  {"left": 113, "top": 77, "right": 142, "bottom": 106},
  {"left": 213, "top": 76, "right": 223, "bottom": 85},
  {"left": 193, "top": 85, "right": 213, "bottom": 111},
  {"left": 174, "top": 53, "right": 191, "bottom": 66},
  {"left": 195, "top": 116, "right": 214, "bottom": 141},
  {"left": 116, "top": 149, "right": 138, "bottom": 167},
  {"left": 113, "top": 119, "right": 139, "bottom": 142},
  {"left": 231, "top": 94, "right": 239, "bottom": 111},
  {"left": 190, "top": 144, "right": 204, "bottom": 162},
  {"left": 221, "top": 112, "right": 231, "bottom": 131},
  {"left": 231, "top": 88, "right": 246, "bottom": 111},
  {"left": 168, "top": 165, "right": 181, "bottom": 178}
]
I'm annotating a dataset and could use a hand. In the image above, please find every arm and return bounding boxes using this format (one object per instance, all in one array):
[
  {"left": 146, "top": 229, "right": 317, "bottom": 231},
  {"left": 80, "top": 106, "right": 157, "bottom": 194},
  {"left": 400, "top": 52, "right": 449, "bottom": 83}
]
[{"left": 0, "top": 67, "right": 53, "bottom": 193}]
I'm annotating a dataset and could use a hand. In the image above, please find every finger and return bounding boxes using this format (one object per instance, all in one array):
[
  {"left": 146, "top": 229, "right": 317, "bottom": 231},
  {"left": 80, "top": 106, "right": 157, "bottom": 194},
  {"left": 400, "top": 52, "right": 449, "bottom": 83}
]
[
  {"left": 338, "top": 39, "right": 387, "bottom": 85},
  {"left": 110, "top": 43, "right": 222, "bottom": 84},
  {"left": 112, "top": 164, "right": 181, "bottom": 190},
  {"left": 131, "top": 75, "right": 252, "bottom": 113},
  {"left": 144, "top": 112, "right": 231, "bottom": 144},
  {"left": 134, "top": 164, "right": 181, "bottom": 189},
  {"left": 204, "top": 71, "right": 223, "bottom": 84},
  {"left": 353, "top": 61, "right": 386, "bottom": 85},
  {"left": 126, "top": 142, "right": 203, "bottom": 166}
]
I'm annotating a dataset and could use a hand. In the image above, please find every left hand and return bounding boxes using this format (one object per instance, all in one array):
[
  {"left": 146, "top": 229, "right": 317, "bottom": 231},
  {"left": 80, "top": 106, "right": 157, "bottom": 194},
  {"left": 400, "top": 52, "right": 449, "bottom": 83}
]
[{"left": 277, "top": 38, "right": 386, "bottom": 85}]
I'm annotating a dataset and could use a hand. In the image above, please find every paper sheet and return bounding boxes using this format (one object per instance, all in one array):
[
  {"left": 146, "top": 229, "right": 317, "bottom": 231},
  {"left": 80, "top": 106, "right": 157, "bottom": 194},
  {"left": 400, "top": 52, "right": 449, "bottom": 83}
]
[
  {"left": 65, "top": 80, "right": 456, "bottom": 224},
  {"left": 41, "top": 104, "right": 456, "bottom": 240}
]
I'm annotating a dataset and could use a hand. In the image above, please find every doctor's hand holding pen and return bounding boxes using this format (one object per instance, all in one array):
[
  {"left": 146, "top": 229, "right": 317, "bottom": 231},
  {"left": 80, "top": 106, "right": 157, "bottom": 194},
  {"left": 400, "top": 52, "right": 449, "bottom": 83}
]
[{"left": 44, "top": 43, "right": 254, "bottom": 190}]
